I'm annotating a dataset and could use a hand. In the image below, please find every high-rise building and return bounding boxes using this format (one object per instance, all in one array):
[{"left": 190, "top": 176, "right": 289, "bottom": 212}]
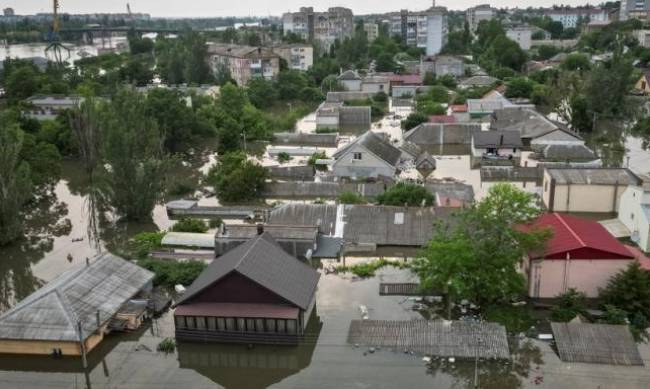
[
  {"left": 620, "top": 0, "right": 650, "bottom": 21},
  {"left": 465, "top": 4, "right": 494, "bottom": 33},
  {"left": 363, "top": 23, "right": 379, "bottom": 42},
  {"left": 3, "top": 8, "right": 15, "bottom": 17},
  {"left": 282, "top": 7, "right": 354, "bottom": 52},
  {"left": 387, "top": 2, "right": 448, "bottom": 56}
]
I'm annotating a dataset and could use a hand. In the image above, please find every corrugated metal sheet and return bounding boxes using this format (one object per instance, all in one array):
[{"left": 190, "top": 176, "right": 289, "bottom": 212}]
[
  {"left": 162, "top": 232, "right": 215, "bottom": 248},
  {"left": 551, "top": 323, "right": 643, "bottom": 366}
]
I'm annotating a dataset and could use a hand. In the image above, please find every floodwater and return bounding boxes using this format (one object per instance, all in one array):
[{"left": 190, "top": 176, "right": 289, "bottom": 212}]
[{"left": 2, "top": 37, "right": 129, "bottom": 63}]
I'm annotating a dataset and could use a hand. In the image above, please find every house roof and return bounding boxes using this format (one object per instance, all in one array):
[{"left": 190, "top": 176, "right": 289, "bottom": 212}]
[
  {"left": 0, "top": 253, "right": 153, "bottom": 342},
  {"left": 545, "top": 168, "right": 641, "bottom": 186},
  {"left": 217, "top": 224, "right": 319, "bottom": 241},
  {"left": 450, "top": 104, "right": 468, "bottom": 113},
  {"left": 460, "top": 75, "right": 498, "bottom": 87},
  {"left": 175, "top": 233, "right": 320, "bottom": 310},
  {"left": 467, "top": 99, "right": 509, "bottom": 114},
  {"left": 525, "top": 213, "right": 635, "bottom": 260},
  {"left": 208, "top": 44, "right": 277, "bottom": 59},
  {"left": 491, "top": 107, "right": 581, "bottom": 140},
  {"left": 267, "top": 203, "right": 338, "bottom": 236},
  {"left": 551, "top": 322, "right": 643, "bottom": 366},
  {"left": 388, "top": 74, "right": 423, "bottom": 85},
  {"left": 333, "top": 131, "right": 402, "bottom": 167},
  {"left": 472, "top": 130, "right": 523, "bottom": 148},
  {"left": 542, "top": 144, "right": 597, "bottom": 161},
  {"left": 429, "top": 115, "right": 456, "bottom": 124},
  {"left": 625, "top": 245, "right": 650, "bottom": 271},
  {"left": 267, "top": 165, "right": 316, "bottom": 181},
  {"left": 404, "top": 123, "right": 480, "bottom": 145}
]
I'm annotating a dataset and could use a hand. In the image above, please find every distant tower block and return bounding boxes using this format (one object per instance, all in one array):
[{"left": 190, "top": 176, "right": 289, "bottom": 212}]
[{"left": 415, "top": 152, "right": 437, "bottom": 180}]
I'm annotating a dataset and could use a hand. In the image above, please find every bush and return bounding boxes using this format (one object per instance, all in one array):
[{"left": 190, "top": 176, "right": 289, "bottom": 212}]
[
  {"left": 206, "top": 152, "right": 267, "bottom": 203},
  {"left": 139, "top": 259, "right": 207, "bottom": 288},
  {"left": 551, "top": 288, "right": 587, "bottom": 322},
  {"left": 129, "top": 232, "right": 165, "bottom": 259},
  {"left": 308, "top": 151, "right": 328, "bottom": 171},
  {"left": 377, "top": 182, "right": 434, "bottom": 206},
  {"left": 338, "top": 191, "right": 365, "bottom": 204},
  {"left": 171, "top": 218, "right": 209, "bottom": 233},
  {"left": 484, "top": 305, "right": 535, "bottom": 334},
  {"left": 417, "top": 101, "right": 446, "bottom": 115},
  {"left": 373, "top": 91, "right": 388, "bottom": 102},
  {"left": 157, "top": 338, "right": 176, "bottom": 353},
  {"left": 401, "top": 112, "right": 429, "bottom": 131},
  {"left": 315, "top": 127, "right": 338, "bottom": 134},
  {"left": 277, "top": 152, "right": 292, "bottom": 164},
  {"left": 426, "top": 86, "right": 450, "bottom": 103},
  {"left": 505, "top": 77, "right": 536, "bottom": 99},
  {"left": 337, "top": 259, "right": 409, "bottom": 278},
  {"left": 208, "top": 218, "right": 224, "bottom": 229}
]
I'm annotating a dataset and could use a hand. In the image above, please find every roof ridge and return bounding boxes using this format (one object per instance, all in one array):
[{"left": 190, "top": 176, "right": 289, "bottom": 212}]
[
  {"left": 234, "top": 235, "right": 262, "bottom": 270},
  {"left": 554, "top": 213, "right": 586, "bottom": 248}
]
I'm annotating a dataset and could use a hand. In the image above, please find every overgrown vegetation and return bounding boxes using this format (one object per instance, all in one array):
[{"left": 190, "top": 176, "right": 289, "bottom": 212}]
[
  {"left": 550, "top": 288, "right": 587, "bottom": 322},
  {"left": 171, "top": 218, "right": 209, "bottom": 233},
  {"left": 157, "top": 337, "right": 176, "bottom": 353},
  {"left": 139, "top": 258, "right": 207, "bottom": 289},
  {"left": 337, "top": 191, "right": 365, "bottom": 204},
  {"left": 337, "top": 259, "right": 410, "bottom": 278},
  {"left": 377, "top": 183, "right": 434, "bottom": 206},
  {"left": 128, "top": 232, "right": 165, "bottom": 259},
  {"left": 205, "top": 152, "right": 267, "bottom": 203}
]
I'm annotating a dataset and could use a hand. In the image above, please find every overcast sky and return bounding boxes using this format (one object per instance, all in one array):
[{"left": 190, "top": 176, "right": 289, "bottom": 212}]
[{"left": 3, "top": 1, "right": 602, "bottom": 18}]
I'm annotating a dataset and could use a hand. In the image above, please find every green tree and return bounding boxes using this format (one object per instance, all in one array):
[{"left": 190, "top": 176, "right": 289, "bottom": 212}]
[
  {"left": 101, "top": 89, "right": 168, "bottom": 221},
  {"left": 561, "top": 53, "right": 591, "bottom": 71},
  {"left": 0, "top": 113, "right": 32, "bottom": 245},
  {"left": 426, "top": 86, "right": 450, "bottom": 103},
  {"left": 505, "top": 77, "right": 536, "bottom": 99},
  {"left": 412, "top": 184, "right": 549, "bottom": 308},
  {"left": 247, "top": 78, "right": 278, "bottom": 108},
  {"left": 338, "top": 191, "right": 365, "bottom": 204},
  {"left": 401, "top": 112, "right": 429, "bottom": 131},
  {"left": 276, "top": 70, "right": 308, "bottom": 100},
  {"left": 206, "top": 152, "right": 267, "bottom": 203},
  {"left": 145, "top": 88, "right": 196, "bottom": 152},
  {"left": 551, "top": 289, "right": 587, "bottom": 321},
  {"left": 600, "top": 262, "right": 650, "bottom": 323},
  {"left": 377, "top": 182, "right": 434, "bottom": 206}
]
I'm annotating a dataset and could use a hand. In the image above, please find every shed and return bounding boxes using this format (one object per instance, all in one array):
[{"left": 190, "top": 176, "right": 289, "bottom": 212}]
[
  {"left": 267, "top": 204, "right": 338, "bottom": 236},
  {"left": 551, "top": 322, "right": 643, "bottom": 366},
  {"left": 0, "top": 253, "right": 153, "bottom": 356},
  {"left": 332, "top": 131, "right": 402, "bottom": 178},
  {"left": 215, "top": 224, "right": 319, "bottom": 258}
]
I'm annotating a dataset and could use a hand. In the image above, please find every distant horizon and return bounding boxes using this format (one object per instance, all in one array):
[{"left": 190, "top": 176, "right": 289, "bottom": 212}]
[{"left": 2, "top": 1, "right": 611, "bottom": 18}]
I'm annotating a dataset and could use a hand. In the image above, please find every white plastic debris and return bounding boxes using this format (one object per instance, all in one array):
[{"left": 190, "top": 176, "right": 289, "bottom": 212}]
[
  {"left": 359, "top": 305, "right": 369, "bottom": 320},
  {"left": 174, "top": 284, "right": 186, "bottom": 294},
  {"left": 422, "top": 356, "right": 431, "bottom": 363},
  {"left": 538, "top": 334, "right": 553, "bottom": 340},
  {"left": 448, "top": 357, "right": 455, "bottom": 363}
]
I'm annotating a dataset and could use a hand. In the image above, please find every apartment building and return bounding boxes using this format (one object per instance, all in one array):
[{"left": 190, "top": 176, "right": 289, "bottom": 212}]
[
  {"left": 282, "top": 7, "right": 354, "bottom": 52},
  {"left": 207, "top": 44, "right": 280, "bottom": 86},
  {"left": 388, "top": 3, "right": 448, "bottom": 56},
  {"left": 273, "top": 44, "right": 314, "bottom": 71},
  {"left": 364, "top": 23, "right": 379, "bottom": 42},
  {"left": 544, "top": 8, "right": 609, "bottom": 28},
  {"left": 621, "top": 0, "right": 650, "bottom": 20},
  {"left": 506, "top": 26, "right": 534, "bottom": 50},
  {"left": 466, "top": 4, "right": 494, "bottom": 32}
]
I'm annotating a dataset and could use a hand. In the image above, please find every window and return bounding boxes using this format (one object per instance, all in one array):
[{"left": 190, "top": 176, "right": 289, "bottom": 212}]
[
  {"left": 185, "top": 316, "right": 195, "bottom": 329},
  {"left": 207, "top": 317, "right": 216, "bottom": 331},
  {"left": 353, "top": 152, "right": 362, "bottom": 160},
  {"left": 175, "top": 315, "right": 186, "bottom": 329},
  {"left": 544, "top": 182, "right": 548, "bottom": 192},
  {"left": 266, "top": 319, "right": 276, "bottom": 332},
  {"left": 196, "top": 316, "right": 206, "bottom": 330}
]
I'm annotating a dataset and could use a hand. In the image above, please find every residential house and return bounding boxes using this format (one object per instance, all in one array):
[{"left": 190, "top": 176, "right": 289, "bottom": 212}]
[
  {"left": 0, "top": 253, "right": 153, "bottom": 355},
  {"left": 635, "top": 70, "right": 650, "bottom": 94},
  {"left": 207, "top": 44, "right": 280, "bottom": 86},
  {"left": 214, "top": 224, "right": 319, "bottom": 258},
  {"left": 420, "top": 55, "right": 465, "bottom": 77},
  {"left": 282, "top": 7, "right": 354, "bottom": 52},
  {"left": 429, "top": 115, "right": 456, "bottom": 124},
  {"left": 467, "top": 98, "right": 512, "bottom": 119},
  {"left": 272, "top": 44, "right": 313, "bottom": 71},
  {"left": 506, "top": 26, "right": 534, "bottom": 50},
  {"left": 523, "top": 213, "right": 636, "bottom": 298},
  {"left": 618, "top": 179, "right": 650, "bottom": 252},
  {"left": 471, "top": 130, "right": 523, "bottom": 165},
  {"left": 315, "top": 101, "right": 371, "bottom": 130},
  {"left": 458, "top": 75, "right": 498, "bottom": 89},
  {"left": 542, "top": 168, "right": 642, "bottom": 213},
  {"left": 450, "top": 104, "right": 469, "bottom": 122},
  {"left": 173, "top": 232, "right": 320, "bottom": 345},
  {"left": 491, "top": 107, "right": 583, "bottom": 147},
  {"left": 620, "top": 0, "right": 650, "bottom": 21},
  {"left": 537, "top": 144, "right": 600, "bottom": 166},
  {"left": 24, "top": 95, "right": 84, "bottom": 120},
  {"left": 387, "top": 4, "right": 448, "bottom": 56},
  {"left": 338, "top": 70, "right": 362, "bottom": 91},
  {"left": 465, "top": 4, "right": 494, "bottom": 33},
  {"left": 404, "top": 122, "right": 478, "bottom": 146},
  {"left": 332, "top": 131, "right": 402, "bottom": 178}
]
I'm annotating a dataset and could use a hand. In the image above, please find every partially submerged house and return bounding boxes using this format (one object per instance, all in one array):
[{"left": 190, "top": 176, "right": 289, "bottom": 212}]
[
  {"left": 315, "top": 101, "right": 371, "bottom": 130},
  {"left": 24, "top": 95, "right": 84, "bottom": 121},
  {"left": 542, "top": 168, "right": 642, "bottom": 213},
  {"left": 403, "top": 123, "right": 478, "bottom": 146},
  {"left": 332, "top": 131, "right": 402, "bottom": 179},
  {"left": 173, "top": 232, "right": 320, "bottom": 345},
  {"left": 214, "top": 224, "right": 319, "bottom": 258},
  {"left": 470, "top": 130, "right": 523, "bottom": 166},
  {"left": 0, "top": 253, "right": 154, "bottom": 356},
  {"left": 491, "top": 107, "right": 582, "bottom": 148},
  {"left": 523, "top": 213, "right": 637, "bottom": 298},
  {"left": 537, "top": 144, "right": 599, "bottom": 165}
]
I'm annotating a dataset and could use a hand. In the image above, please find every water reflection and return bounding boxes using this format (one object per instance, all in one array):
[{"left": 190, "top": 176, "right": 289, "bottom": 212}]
[
  {"left": 426, "top": 337, "right": 543, "bottom": 389},
  {"left": 177, "top": 309, "right": 322, "bottom": 389}
]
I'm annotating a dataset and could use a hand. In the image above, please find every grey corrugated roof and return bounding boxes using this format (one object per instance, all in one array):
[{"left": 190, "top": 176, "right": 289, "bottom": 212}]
[
  {"left": 551, "top": 322, "right": 643, "bottom": 365},
  {"left": 546, "top": 168, "right": 641, "bottom": 185},
  {"left": 218, "top": 224, "right": 319, "bottom": 241},
  {"left": 338, "top": 70, "right": 361, "bottom": 80},
  {"left": 267, "top": 204, "right": 338, "bottom": 235},
  {"left": 267, "top": 165, "right": 315, "bottom": 181},
  {"left": 542, "top": 144, "right": 597, "bottom": 161},
  {"left": 334, "top": 131, "right": 402, "bottom": 167},
  {"left": 460, "top": 75, "right": 498, "bottom": 87},
  {"left": 492, "top": 108, "right": 581, "bottom": 140},
  {"left": 425, "top": 182, "right": 475, "bottom": 202},
  {"left": 162, "top": 232, "right": 215, "bottom": 248},
  {"left": 273, "top": 132, "right": 339, "bottom": 147},
  {"left": 0, "top": 253, "right": 153, "bottom": 342},
  {"left": 175, "top": 233, "right": 320, "bottom": 310},
  {"left": 472, "top": 130, "right": 523, "bottom": 148}
]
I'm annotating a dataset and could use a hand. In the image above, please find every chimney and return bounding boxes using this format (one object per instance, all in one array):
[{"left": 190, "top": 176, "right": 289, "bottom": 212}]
[{"left": 257, "top": 224, "right": 264, "bottom": 235}]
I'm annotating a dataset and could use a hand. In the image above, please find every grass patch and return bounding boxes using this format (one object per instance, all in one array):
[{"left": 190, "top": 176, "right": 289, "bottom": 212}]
[
  {"left": 337, "top": 259, "right": 410, "bottom": 278},
  {"left": 483, "top": 305, "right": 535, "bottom": 334},
  {"left": 157, "top": 338, "right": 176, "bottom": 353},
  {"left": 128, "top": 232, "right": 165, "bottom": 259}
]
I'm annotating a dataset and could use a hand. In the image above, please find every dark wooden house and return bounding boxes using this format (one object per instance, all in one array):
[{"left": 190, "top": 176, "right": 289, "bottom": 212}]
[{"left": 173, "top": 232, "right": 320, "bottom": 345}]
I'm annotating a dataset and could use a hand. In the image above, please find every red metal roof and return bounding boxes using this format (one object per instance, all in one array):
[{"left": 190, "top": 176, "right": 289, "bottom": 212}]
[
  {"left": 174, "top": 302, "right": 299, "bottom": 319},
  {"left": 525, "top": 213, "right": 635, "bottom": 260},
  {"left": 450, "top": 104, "right": 468, "bottom": 113},
  {"left": 389, "top": 74, "right": 423, "bottom": 85},
  {"left": 429, "top": 115, "right": 456, "bottom": 124}
]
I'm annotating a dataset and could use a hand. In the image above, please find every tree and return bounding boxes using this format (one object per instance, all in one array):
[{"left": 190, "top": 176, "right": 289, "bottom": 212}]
[
  {"left": 551, "top": 289, "right": 587, "bottom": 321},
  {"left": 276, "top": 70, "right": 309, "bottom": 100},
  {"left": 417, "top": 101, "right": 446, "bottom": 115},
  {"left": 377, "top": 183, "right": 434, "bottom": 206},
  {"left": 401, "top": 112, "right": 428, "bottom": 131},
  {"left": 426, "top": 86, "right": 450, "bottom": 103},
  {"left": 247, "top": 78, "right": 278, "bottom": 108},
  {"left": 0, "top": 113, "right": 32, "bottom": 245},
  {"left": 375, "top": 52, "right": 397, "bottom": 72},
  {"left": 535, "top": 45, "right": 560, "bottom": 60},
  {"left": 145, "top": 88, "right": 196, "bottom": 152},
  {"left": 101, "top": 89, "right": 168, "bottom": 221},
  {"left": 561, "top": 53, "right": 591, "bottom": 71},
  {"left": 206, "top": 152, "right": 267, "bottom": 203},
  {"left": 4, "top": 65, "right": 40, "bottom": 103},
  {"left": 600, "top": 262, "right": 650, "bottom": 323},
  {"left": 412, "top": 184, "right": 549, "bottom": 308},
  {"left": 505, "top": 77, "right": 536, "bottom": 99}
]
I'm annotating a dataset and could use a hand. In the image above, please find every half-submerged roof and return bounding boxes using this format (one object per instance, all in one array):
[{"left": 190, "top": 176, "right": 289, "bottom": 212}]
[
  {"left": 551, "top": 322, "right": 643, "bottom": 366},
  {"left": 472, "top": 130, "right": 523, "bottom": 148},
  {"left": 334, "top": 131, "right": 402, "bottom": 167},
  {"left": 525, "top": 213, "right": 634, "bottom": 260},
  {"left": 545, "top": 168, "right": 641, "bottom": 186},
  {"left": 175, "top": 233, "right": 320, "bottom": 310},
  {"left": 0, "top": 253, "right": 153, "bottom": 342}
]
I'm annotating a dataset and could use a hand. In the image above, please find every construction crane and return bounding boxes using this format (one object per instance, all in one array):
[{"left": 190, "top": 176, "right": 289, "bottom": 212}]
[
  {"left": 45, "top": 0, "right": 70, "bottom": 63},
  {"left": 127, "top": 3, "right": 134, "bottom": 24}
]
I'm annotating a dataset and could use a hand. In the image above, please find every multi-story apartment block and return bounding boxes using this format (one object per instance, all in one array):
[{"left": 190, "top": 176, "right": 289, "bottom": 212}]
[
  {"left": 388, "top": 2, "right": 448, "bottom": 56},
  {"left": 621, "top": 0, "right": 650, "bottom": 21},
  {"left": 282, "top": 7, "right": 354, "bottom": 52},
  {"left": 364, "top": 23, "right": 379, "bottom": 42},
  {"left": 273, "top": 44, "right": 314, "bottom": 71},
  {"left": 3, "top": 8, "right": 14, "bottom": 17},
  {"left": 466, "top": 4, "right": 495, "bottom": 33},
  {"left": 506, "top": 26, "right": 533, "bottom": 50},
  {"left": 207, "top": 44, "right": 280, "bottom": 86},
  {"left": 544, "top": 8, "right": 609, "bottom": 28}
]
